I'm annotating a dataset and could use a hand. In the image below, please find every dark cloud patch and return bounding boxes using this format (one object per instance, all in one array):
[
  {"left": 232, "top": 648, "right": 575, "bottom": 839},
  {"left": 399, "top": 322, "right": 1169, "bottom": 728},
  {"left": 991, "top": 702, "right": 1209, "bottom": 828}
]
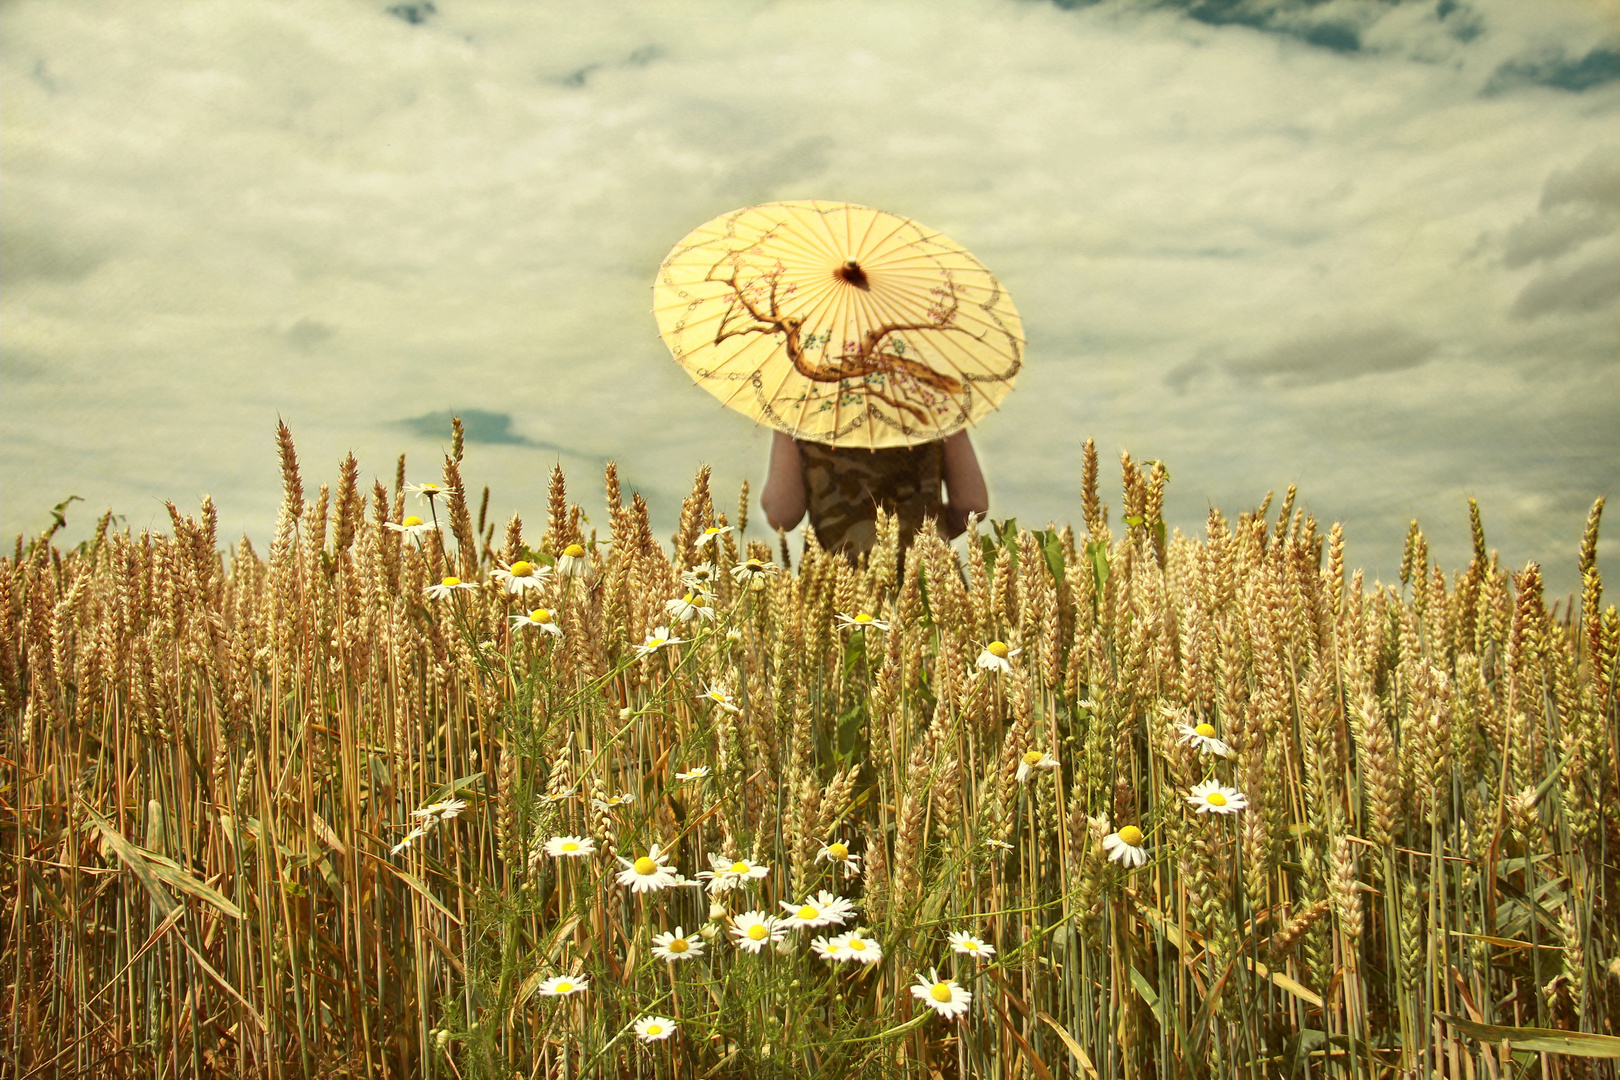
[
  {"left": 1542, "top": 145, "right": 1620, "bottom": 211},
  {"left": 1485, "top": 46, "right": 1620, "bottom": 95},
  {"left": 384, "top": 2, "right": 436, "bottom": 26},
  {"left": 1225, "top": 325, "right": 1437, "bottom": 386},
  {"left": 0, "top": 227, "right": 104, "bottom": 284},
  {"left": 0, "top": 354, "right": 48, "bottom": 385},
  {"left": 1511, "top": 253, "right": 1620, "bottom": 319},
  {"left": 275, "top": 317, "right": 335, "bottom": 352},
  {"left": 1502, "top": 205, "right": 1615, "bottom": 267},
  {"left": 402, "top": 409, "right": 538, "bottom": 447},
  {"left": 1164, "top": 357, "right": 1210, "bottom": 394}
]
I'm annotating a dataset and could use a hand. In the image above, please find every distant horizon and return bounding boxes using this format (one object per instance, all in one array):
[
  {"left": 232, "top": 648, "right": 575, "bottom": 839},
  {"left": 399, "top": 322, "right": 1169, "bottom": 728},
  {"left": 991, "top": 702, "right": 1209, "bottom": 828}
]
[{"left": 4, "top": 0, "right": 1615, "bottom": 595}]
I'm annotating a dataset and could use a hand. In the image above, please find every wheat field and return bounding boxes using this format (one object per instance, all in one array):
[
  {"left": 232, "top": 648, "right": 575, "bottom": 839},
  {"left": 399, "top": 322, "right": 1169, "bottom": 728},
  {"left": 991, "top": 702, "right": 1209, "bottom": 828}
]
[{"left": 2, "top": 420, "right": 1615, "bottom": 1079}]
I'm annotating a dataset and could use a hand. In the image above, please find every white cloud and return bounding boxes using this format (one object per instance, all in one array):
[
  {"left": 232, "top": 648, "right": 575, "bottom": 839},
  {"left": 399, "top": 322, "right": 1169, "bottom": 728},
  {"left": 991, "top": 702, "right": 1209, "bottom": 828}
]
[{"left": 1, "top": 0, "right": 1615, "bottom": 592}]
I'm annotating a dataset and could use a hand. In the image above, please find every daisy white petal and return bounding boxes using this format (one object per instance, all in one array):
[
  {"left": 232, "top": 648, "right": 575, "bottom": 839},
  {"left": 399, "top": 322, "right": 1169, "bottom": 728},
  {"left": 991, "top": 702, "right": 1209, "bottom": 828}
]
[
  {"left": 911, "top": 969, "right": 972, "bottom": 1020},
  {"left": 543, "top": 835, "right": 595, "bottom": 858},
  {"left": 835, "top": 612, "right": 890, "bottom": 631},
  {"left": 815, "top": 839, "right": 861, "bottom": 874},
  {"left": 694, "top": 525, "right": 733, "bottom": 550},
  {"left": 674, "top": 765, "right": 712, "bottom": 782},
  {"left": 664, "top": 592, "right": 715, "bottom": 623},
  {"left": 1177, "top": 721, "right": 1233, "bottom": 758},
  {"left": 554, "top": 543, "right": 591, "bottom": 579},
  {"left": 404, "top": 481, "right": 447, "bottom": 504},
  {"left": 633, "top": 1015, "right": 676, "bottom": 1043},
  {"left": 385, "top": 515, "right": 439, "bottom": 539},
  {"left": 535, "top": 975, "right": 588, "bottom": 997},
  {"left": 511, "top": 607, "right": 563, "bottom": 635},
  {"left": 780, "top": 890, "right": 854, "bottom": 929},
  {"left": 1015, "top": 750, "right": 1059, "bottom": 784},
  {"left": 729, "top": 910, "right": 786, "bottom": 953},
  {"left": 423, "top": 575, "right": 477, "bottom": 600},
  {"left": 1102, "top": 825, "right": 1150, "bottom": 867},
  {"left": 948, "top": 930, "right": 995, "bottom": 959},
  {"left": 976, "top": 640, "right": 1021, "bottom": 673},
  {"left": 1186, "top": 779, "right": 1248, "bottom": 815},
  {"left": 615, "top": 844, "right": 678, "bottom": 893},
  {"left": 635, "top": 627, "right": 684, "bottom": 658},
  {"left": 832, "top": 930, "right": 882, "bottom": 965},
  {"left": 490, "top": 560, "right": 552, "bottom": 595},
  {"left": 650, "top": 926, "right": 705, "bottom": 962}
]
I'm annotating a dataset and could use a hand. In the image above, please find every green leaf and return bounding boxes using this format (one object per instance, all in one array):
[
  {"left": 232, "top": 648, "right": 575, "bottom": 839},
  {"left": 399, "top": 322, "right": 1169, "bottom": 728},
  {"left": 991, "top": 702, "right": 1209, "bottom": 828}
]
[
  {"left": 1086, "top": 540, "right": 1110, "bottom": 594},
  {"left": 1438, "top": 1014, "right": 1620, "bottom": 1058},
  {"left": 1124, "top": 514, "right": 1144, "bottom": 527}
]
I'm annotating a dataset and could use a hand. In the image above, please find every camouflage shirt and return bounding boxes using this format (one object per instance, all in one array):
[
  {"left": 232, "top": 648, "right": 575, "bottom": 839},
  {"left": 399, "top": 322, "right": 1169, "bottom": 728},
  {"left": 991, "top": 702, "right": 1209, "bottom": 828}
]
[{"left": 796, "top": 439, "right": 945, "bottom": 558}]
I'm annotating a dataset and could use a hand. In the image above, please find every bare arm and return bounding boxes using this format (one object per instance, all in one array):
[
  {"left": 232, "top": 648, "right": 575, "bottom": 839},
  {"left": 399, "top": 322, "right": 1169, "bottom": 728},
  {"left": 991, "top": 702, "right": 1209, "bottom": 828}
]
[
  {"left": 941, "top": 431, "right": 988, "bottom": 538},
  {"left": 761, "top": 431, "right": 807, "bottom": 532}
]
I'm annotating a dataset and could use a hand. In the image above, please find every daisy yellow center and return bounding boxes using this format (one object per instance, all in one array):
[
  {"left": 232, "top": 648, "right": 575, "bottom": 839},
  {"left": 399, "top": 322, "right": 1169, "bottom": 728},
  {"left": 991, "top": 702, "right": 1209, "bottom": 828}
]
[
  {"left": 667, "top": 938, "right": 688, "bottom": 953},
  {"left": 705, "top": 527, "right": 722, "bottom": 535},
  {"left": 1205, "top": 792, "right": 1228, "bottom": 807},
  {"left": 854, "top": 613, "right": 873, "bottom": 623},
  {"left": 634, "top": 857, "right": 657, "bottom": 875},
  {"left": 403, "top": 515, "right": 424, "bottom": 527},
  {"left": 530, "top": 608, "right": 552, "bottom": 623},
  {"left": 1023, "top": 751, "right": 1045, "bottom": 766},
  {"left": 441, "top": 576, "right": 460, "bottom": 587},
  {"left": 561, "top": 841, "right": 579, "bottom": 852},
  {"left": 685, "top": 593, "right": 700, "bottom": 604},
  {"left": 849, "top": 939, "right": 867, "bottom": 952},
  {"left": 747, "top": 560, "right": 763, "bottom": 569},
  {"left": 748, "top": 925, "right": 768, "bottom": 941},
  {"left": 798, "top": 905, "right": 818, "bottom": 920},
  {"left": 730, "top": 861, "right": 751, "bottom": 874},
  {"left": 554, "top": 981, "right": 573, "bottom": 993},
  {"left": 930, "top": 983, "right": 953, "bottom": 1003},
  {"left": 988, "top": 641, "right": 1010, "bottom": 658},
  {"left": 564, "top": 544, "right": 585, "bottom": 558},
  {"left": 828, "top": 843, "right": 848, "bottom": 859},
  {"left": 964, "top": 941, "right": 980, "bottom": 951},
  {"left": 510, "top": 561, "right": 534, "bottom": 577},
  {"left": 1118, "top": 826, "right": 1144, "bottom": 846},
  {"left": 648, "top": 638, "right": 664, "bottom": 648},
  {"left": 1195, "top": 723, "right": 1216, "bottom": 738},
  {"left": 646, "top": 1023, "right": 663, "bottom": 1035}
]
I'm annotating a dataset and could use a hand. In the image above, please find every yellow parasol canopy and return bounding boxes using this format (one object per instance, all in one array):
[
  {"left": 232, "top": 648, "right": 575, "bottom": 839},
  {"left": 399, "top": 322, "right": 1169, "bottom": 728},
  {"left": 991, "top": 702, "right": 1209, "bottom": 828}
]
[{"left": 653, "top": 201, "right": 1023, "bottom": 449}]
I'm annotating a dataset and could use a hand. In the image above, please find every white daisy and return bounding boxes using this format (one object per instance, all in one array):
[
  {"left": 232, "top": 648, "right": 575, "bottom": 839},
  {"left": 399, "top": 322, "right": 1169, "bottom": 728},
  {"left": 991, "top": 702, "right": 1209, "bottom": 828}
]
[
  {"left": 911, "top": 969, "right": 972, "bottom": 1020},
  {"left": 490, "top": 559, "right": 551, "bottom": 595},
  {"left": 694, "top": 525, "right": 733, "bottom": 550},
  {"left": 413, "top": 798, "right": 468, "bottom": 822},
  {"left": 633, "top": 1015, "right": 676, "bottom": 1043},
  {"left": 592, "top": 792, "right": 636, "bottom": 811},
  {"left": 983, "top": 838, "right": 1014, "bottom": 851},
  {"left": 555, "top": 543, "right": 590, "bottom": 578},
  {"left": 811, "top": 934, "right": 849, "bottom": 962},
  {"left": 1102, "top": 825, "right": 1150, "bottom": 867},
  {"left": 731, "top": 557, "right": 779, "bottom": 590},
  {"left": 540, "top": 789, "right": 579, "bottom": 804},
  {"left": 404, "top": 481, "right": 447, "bottom": 504},
  {"left": 697, "top": 682, "right": 741, "bottom": 713},
  {"left": 674, "top": 765, "right": 711, "bottom": 782},
  {"left": 680, "top": 564, "right": 720, "bottom": 594},
  {"left": 835, "top": 612, "right": 890, "bottom": 631},
  {"left": 650, "top": 926, "right": 705, "bottom": 962},
  {"left": 780, "top": 890, "right": 855, "bottom": 929},
  {"left": 535, "top": 974, "right": 588, "bottom": 997},
  {"left": 697, "top": 853, "right": 769, "bottom": 893},
  {"left": 423, "top": 575, "right": 476, "bottom": 600},
  {"left": 1015, "top": 750, "right": 1059, "bottom": 783},
  {"left": 1186, "top": 779, "right": 1249, "bottom": 815},
  {"left": 729, "top": 911, "right": 786, "bottom": 954},
  {"left": 948, "top": 931, "right": 995, "bottom": 959},
  {"left": 385, "top": 515, "right": 439, "bottom": 539},
  {"left": 543, "top": 835, "right": 595, "bottom": 858},
  {"left": 615, "top": 845, "right": 678, "bottom": 893},
  {"left": 511, "top": 607, "right": 562, "bottom": 635},
  {"left": 815, "top": 840, "right": 861, "bottom": 874},
  {"left": 664, "top": 592, "right": 715, "bottom": 623},
  {"left": 1177, "top": 721, "right": 1233, "bottom": 758},
  {"left": 389, "top": 824, "right": 430, "bottom": 856},
  {"left": 831, "top": 930, "right": 882, "bottom": 965},
  {"left": 635, "top": 627, "right": 684, "bottom": 658},
  {"left": 976, "top": 640, "right": 1021, "bottom": 673}
]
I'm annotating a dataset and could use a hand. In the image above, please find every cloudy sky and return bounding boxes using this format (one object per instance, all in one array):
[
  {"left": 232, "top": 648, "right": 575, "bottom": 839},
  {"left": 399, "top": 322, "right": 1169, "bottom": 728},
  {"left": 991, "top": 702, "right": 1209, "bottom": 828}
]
[{"left": 3, "top": 0, "right": 1616, "bottom": 595}]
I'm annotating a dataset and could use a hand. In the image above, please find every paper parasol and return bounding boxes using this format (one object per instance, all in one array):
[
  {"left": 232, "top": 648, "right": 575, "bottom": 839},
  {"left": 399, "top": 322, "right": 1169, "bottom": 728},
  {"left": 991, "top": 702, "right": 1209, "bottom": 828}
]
[{"left": 653, "top": 201, "right": 1022, "bottom": 449}]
